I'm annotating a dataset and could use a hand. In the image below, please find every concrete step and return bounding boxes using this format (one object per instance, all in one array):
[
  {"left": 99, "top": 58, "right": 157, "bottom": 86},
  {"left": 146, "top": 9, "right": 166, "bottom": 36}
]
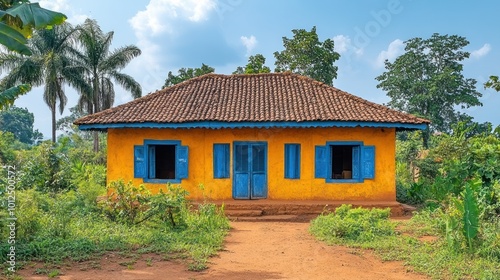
[
  {"left": 229, "top": 214, "right": 316, "bottom": 223},
  {"left": 225, "top": 209, "right": 263, "bottom": 217},
  {"left": 193, "top": 200, "right": 413, "bottom": 219}
]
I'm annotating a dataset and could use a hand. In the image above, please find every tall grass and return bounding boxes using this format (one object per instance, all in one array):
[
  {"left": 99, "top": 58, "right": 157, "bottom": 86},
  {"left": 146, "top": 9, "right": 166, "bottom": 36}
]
[
  {"left": 310, "top": 205, "right": 500, "bottom": 280},
  {"left": 0, "top": 184, "right": 230, "bottom": 276}
]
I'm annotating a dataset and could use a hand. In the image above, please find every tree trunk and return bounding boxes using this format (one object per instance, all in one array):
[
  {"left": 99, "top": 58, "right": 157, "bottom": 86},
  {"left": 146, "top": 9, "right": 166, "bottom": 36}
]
[
  {"left": 422, "top": 128, "right": 430, "bottom": 149},
  {"left": 51, "top": 104, "right": 56, "bottom": 143},
  {"left": 93, "top": 131, "right": 99, "bottom": 152}
]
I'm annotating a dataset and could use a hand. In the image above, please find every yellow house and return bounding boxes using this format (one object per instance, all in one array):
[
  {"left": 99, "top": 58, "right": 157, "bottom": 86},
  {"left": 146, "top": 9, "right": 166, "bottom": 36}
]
[{"left": 75, "top": 73, "right": 429, "bottom": 202}]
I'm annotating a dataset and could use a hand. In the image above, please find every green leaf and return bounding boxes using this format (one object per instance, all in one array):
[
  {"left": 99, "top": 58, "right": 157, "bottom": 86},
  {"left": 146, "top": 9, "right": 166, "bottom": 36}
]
[
  {"left": 462, "top": 180, "right": 480, "bottom": 247},
  {"left": 6, "top": 3, "right": 67, "bottom": 35},
  {"left": 0, "top": 84, "right": 32, "bottom": 110},
  {"left": 0, "top": 21, "right": 31, "bottom": 55}
]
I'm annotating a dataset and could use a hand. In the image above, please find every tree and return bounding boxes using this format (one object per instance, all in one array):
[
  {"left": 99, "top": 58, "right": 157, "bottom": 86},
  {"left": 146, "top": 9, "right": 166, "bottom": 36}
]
[
  {"left": 56, "top": 106, "right": 85, "bottom": 136},
  {"left": 163, "top": 63, "right": 214, "bottom": 88},
  {"left": 0, "top": 106, "right": 42, "bottom": 144},
  {"left": 274, "top": 26, "right": 340, "bottom": 85},
  {"left": 484, "top": 75, "right": 500, "bottom": 92},
  {"left": 0, "top": 22, "right": 90, "bottom": 143},
  {"left": 375, "top": 33, "right": 482, "bottom": 147},
  {"left": 233, "top": 54, "right": 271, "bottom": 74},
  {"left": 74, "top": 18, "right": 142, "bottom": 152},
  {"left": 0, "top": 0, "right": 67, "bottom": 108}
]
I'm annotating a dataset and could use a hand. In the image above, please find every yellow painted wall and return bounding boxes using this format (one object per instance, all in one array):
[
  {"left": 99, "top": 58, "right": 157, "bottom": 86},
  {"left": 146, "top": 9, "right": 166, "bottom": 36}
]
[{"left": 106, "top": 127, "right": 396, "bottom": 201}]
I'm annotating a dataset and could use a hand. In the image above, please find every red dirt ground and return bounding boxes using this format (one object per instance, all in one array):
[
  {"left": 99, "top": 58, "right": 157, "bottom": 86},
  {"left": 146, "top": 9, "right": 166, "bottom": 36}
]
[{"left": 16, "top": 221, "right": 429, "bottom": 280}]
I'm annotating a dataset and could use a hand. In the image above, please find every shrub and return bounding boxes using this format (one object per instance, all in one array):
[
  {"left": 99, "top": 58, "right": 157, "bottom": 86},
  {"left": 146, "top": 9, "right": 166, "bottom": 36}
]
[
  {"left": 310, "top": 204, "right": 395, "bottom": 243},
  {"left": 100, "top": 181, "right": 190, "bottom": 227},
  {"left": 71, "top": 162, "right": 106, "bottom": 211},
  {"left": 100, "top": 180, "right": 152, "bottom": 224}
]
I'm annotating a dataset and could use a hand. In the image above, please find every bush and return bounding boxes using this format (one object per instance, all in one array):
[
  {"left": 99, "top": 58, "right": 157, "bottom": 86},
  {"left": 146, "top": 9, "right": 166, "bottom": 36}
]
[
  {"left": 100, "top": 181, "right": 190, "bottom": 227},
  {"left": 71, "top": 162, "right": 106, "bottom": 211},
  {"left": 99, "top": 180, "right": 152, "bottom": 224},
  {"left": 16, "top": 141, "right": 72, "bottom": 192},
  {"left": 310, "top": 204, "right": 395, "bottom": 243}
]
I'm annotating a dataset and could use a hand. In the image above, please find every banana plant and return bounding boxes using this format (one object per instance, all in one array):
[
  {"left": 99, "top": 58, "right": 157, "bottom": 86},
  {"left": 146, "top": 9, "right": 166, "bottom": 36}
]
[{"left": 463, "top": 179, "right": 480, "bottom": 250}]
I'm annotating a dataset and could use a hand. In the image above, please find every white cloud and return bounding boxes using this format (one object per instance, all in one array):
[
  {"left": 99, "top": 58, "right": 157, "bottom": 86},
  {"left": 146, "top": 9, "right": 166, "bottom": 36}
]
[
  {"left": 240, "top": 35, "right": 257, "bottom": 56},
  {"left": 332, "top": 35, "right": 363, "bottom": 57},
  {"left": 38, "top": 0, "right": 69, "bottom": 11},
  {"left": 128, "top": 0, "right": 217, "bottom": 92},
  {"left": 37, "top": 0, "right": 88, "bottom": 24},
  {"left": 333, "top": 35, "right": 349, "bottom": 53},
  {"left": 376, "top": 39, "right": 404, "bottom": 68},
  {"left": 129, "top": 0, "right": 216, "bottom": 37},
  {"left": 471, "top": 43, "right": 491, "bottom": 59}
]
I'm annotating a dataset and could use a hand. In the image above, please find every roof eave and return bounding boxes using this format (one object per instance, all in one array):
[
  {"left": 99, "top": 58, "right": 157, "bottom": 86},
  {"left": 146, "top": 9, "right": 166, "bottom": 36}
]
[{"left": 77, "top": 121, "right": 429, "bottom": 131}]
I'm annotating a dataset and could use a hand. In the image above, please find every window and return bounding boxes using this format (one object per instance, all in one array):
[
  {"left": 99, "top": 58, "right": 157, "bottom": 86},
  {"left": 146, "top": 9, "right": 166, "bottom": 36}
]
[
  {"left": 315, "top": 142, "right": 375, "bottom": 182},
  {"left": 149, "top": 145, "right": 176, "bottom": 179},
  {"left": 284, "top": 144, "right": 300, "bottom": 179},
  {"left": 134, "top": 140, "right": 188, "bottom": 183},
  {"left": 213, "top": 143, "right": 230, "bottom": 178},
  {"left": 330, "top": 145, "right": 354, "bottom": 180}
]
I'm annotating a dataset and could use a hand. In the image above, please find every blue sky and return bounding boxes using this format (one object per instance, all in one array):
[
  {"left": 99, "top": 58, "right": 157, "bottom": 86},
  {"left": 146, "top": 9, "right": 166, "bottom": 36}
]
[{"left": 15, "top": 0, "right": 500, "bottom": 138}]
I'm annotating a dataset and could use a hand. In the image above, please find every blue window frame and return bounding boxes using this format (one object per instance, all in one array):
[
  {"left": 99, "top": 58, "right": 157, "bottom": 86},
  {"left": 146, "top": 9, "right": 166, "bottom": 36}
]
[
  {"left": 213, "top": 143, "right": 230, "bottom": 178},
  {"left": 134, "top": 140, "right": 188, "bottom": 183},
  {"left": 284, "top": 144, "right": 300, "bottom": 179},
  {"left": 315, "top": 141, "right": 375, "bottom": 183}
]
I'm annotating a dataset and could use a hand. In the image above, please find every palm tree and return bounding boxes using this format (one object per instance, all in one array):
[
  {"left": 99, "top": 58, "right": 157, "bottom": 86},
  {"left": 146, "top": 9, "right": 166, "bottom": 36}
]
[
  {"left": 0, "top": 22, "right": 90, "bottom": 142},
  {"left": 74, "top": 19, "right": 142, "bottom": 152}
]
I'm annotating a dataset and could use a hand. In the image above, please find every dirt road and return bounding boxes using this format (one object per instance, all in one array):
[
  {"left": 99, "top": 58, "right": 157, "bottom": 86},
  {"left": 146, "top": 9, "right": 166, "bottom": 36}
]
[{"left": 17, "top": 221, "right": 428, "bottom": 280}]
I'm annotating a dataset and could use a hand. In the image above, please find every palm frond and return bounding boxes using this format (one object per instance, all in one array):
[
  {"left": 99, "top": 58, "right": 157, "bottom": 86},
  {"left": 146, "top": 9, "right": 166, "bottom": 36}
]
[{"left": 110, "top": 71, "right": 142, "bottom": 99}]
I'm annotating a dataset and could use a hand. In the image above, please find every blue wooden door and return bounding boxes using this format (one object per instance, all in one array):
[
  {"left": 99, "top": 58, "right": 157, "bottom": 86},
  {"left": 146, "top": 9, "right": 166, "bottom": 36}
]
[{"left": 233, "top": 142, "right": 267, "bottom": 199}]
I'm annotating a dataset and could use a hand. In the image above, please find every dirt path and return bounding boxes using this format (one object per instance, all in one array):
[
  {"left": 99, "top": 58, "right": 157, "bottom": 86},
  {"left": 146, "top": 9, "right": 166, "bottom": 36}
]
[{"left": 16, "top": 221, "right": 428, "bottom": 280}]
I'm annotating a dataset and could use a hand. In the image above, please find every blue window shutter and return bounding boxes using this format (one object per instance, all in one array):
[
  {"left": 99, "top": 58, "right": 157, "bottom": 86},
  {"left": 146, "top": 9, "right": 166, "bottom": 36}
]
[
  {"left": 134, "top": 145, "right": 145, "bottom": 178},
  {"left": 362, "top": 146, "right": 375, "bottom": 179},
  {"left": 285, "top": 144, "right": 300, "bottom": 179},
  {"left": 176, "top": 145, "right": 189, "bottom": 179},
  {"left": 315, "top": 145, "right": 327, "bottom": 178},
  {"left": 352, "top": 146, "right": 360, "bottom": 179},
  {"left": 148, "top": 145, "right": 156, "bottom": 178},
  {"left": 213, "top": 144, "right": 230, "bottom": 178}
]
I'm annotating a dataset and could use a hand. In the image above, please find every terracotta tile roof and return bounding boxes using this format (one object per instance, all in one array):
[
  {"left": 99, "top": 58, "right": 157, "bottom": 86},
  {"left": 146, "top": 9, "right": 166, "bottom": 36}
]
[{"left": 74, "top": 73, "right": 430, "bottom": 127}]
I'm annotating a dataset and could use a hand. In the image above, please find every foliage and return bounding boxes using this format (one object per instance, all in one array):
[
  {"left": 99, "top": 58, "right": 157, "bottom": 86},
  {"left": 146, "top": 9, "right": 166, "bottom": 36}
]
[
  {"left": 0, "top": 187, "right": 229, "bottom": 273},
  {"left": 0, "top": 0, "right": 66, "bottom": 55},
  {"left": 100, "top": 180, "right": 151, "bottom": 224},
  {"left": 311, "top": 206, "right": 500, "bottom": 279},
  {"left": 310, "top": 205, "right": 395, "bottom": 243},
  {"left": 100, "top": 181, "right": 189, "bottom": 227},
  {"left": 144, "top": 184, "right": 189, "bottom": 227},
  {"left": 71, "top": 161, "right": 106, "bottom": 210},
  {"left": 0, "top": 22, "right": 91, "bottom": 142},
  {"left": 462, "top": 180, "right": 480, "bottom": 249},
  {"left": 163, "top": 63, "right": 214, "bottom": 88},
  {"left": 15, "top": 141, "right": 72, "bottom": 192},
  {"left": 0, "top": 130, "right": 16, "bottom": 164},
  {"left": 0, "top": 105, "right": 42, "bottom": 144},
  {"left": 376, "top": 33, "right": 482, "bottom": 147},
  {"left": 484, "top": 75, "right": 500, "bottom": 91},
  {"left": 56, "top": 106, "right": 86, "bottom": 136},
  {"left": 0, "top": 83, "right": 30, "bottom": 110},
  {"left": 73, "top": 18, "right": 141, "bottom": 152},
  {"left": 233, "top": 54, "right": 271, "bottom": 74},
  {"left": 274, "top": 26, "right": 340, "bottom": 85},
  {"left": 391, "top": 122, "right": 500, "bottom": 278}
]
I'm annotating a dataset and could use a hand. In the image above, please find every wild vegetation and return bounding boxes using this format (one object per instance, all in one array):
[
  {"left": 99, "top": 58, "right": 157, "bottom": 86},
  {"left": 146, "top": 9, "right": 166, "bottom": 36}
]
[
  {"left": 311, "top": 32, "right": 500, "bottom": 280},
  {"left": 0, "top": 129, "right": 230, "bottom": 277}
]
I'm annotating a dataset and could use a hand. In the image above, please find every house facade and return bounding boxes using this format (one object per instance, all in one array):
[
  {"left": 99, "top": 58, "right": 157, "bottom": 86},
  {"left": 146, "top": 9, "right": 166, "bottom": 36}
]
[{"left": 75, "top": 73, "right": 429, "bottom": 201}]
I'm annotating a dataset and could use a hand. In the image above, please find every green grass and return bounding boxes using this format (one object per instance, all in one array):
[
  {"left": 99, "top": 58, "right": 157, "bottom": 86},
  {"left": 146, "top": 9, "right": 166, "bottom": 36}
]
[
  {"left": 310, "top": 205, "right": 500, "bottom": 280},
  {"left": 0, "top": 190, "right": 230, "bottom": 276}
]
